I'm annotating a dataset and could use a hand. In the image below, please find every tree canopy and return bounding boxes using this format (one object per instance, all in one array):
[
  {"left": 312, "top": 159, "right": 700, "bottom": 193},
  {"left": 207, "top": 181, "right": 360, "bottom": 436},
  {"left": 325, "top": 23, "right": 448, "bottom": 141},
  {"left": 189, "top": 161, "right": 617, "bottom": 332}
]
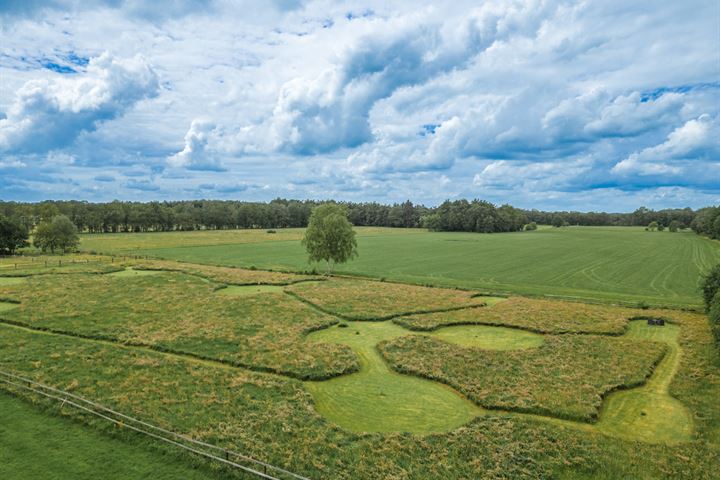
[
  {"left": 0, "top": 215, "right": 29, "bottom": 255},
  {"left": 33, "top": 215, "right": 80, "bottom": 253},
  {"left": 301, "top": 204, "right": 358, "bottom": 274}
]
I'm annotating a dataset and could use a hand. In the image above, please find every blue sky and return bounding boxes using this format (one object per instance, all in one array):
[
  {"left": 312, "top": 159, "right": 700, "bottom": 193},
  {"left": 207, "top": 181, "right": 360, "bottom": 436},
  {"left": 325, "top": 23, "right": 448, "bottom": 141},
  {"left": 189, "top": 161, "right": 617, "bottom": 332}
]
[{"left": 0, "top": 0, "right": 718, "bottom": 211}]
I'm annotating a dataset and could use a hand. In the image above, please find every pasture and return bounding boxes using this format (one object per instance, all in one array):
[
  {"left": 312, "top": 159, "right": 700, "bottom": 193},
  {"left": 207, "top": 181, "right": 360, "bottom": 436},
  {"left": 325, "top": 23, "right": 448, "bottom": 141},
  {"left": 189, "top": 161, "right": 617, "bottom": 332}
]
[
  {"left": 79, "top": 226, "right": 720, "bottom": 307},
  {"left": 0, "top": 246, "right": 719, "bottom": 478}
]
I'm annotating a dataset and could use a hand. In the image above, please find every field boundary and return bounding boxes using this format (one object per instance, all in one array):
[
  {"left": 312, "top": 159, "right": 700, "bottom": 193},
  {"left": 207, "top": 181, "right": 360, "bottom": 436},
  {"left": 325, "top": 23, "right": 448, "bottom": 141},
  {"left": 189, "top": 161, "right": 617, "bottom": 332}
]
[{"left": 0, "top": 370, "right": 310, "bottom": 480}]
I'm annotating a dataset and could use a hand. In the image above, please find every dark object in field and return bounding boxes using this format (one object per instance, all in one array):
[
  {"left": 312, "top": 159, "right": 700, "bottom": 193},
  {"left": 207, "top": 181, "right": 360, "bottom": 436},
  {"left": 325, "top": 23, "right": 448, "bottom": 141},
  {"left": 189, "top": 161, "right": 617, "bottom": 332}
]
[
  {"left": 266, "top": 229, "right": 277, "bottom": 234},
  {"left": 338, "top": 322, "right": 349, "bottom": 328},
  {"left": 647, "top": 318, "right": 665, "bottom": 326}
]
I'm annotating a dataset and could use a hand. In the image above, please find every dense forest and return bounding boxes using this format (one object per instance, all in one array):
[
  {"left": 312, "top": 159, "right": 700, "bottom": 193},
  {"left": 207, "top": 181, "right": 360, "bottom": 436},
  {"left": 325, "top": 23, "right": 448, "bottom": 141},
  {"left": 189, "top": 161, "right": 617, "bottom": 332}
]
[{"left": 0, "top": 199, "right": 718, "bottom": 239}]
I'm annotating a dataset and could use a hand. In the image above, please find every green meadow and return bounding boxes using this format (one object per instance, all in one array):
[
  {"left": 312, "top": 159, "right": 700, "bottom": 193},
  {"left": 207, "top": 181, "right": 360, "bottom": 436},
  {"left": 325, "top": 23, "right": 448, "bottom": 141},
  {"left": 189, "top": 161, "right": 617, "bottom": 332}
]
[
  {"left": 80, "top": 226, "right": 720, "bottom": 307},
  {"left": 1, "top": 229, "right": 719, "bottom": 479}
]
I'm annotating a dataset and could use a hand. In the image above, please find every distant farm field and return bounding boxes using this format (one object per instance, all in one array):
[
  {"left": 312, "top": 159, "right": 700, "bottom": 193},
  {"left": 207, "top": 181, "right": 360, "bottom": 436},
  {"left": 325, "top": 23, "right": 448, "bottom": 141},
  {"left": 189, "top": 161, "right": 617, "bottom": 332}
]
[{"left": 80, "top": 226, "right": 720, "bottom": 307}]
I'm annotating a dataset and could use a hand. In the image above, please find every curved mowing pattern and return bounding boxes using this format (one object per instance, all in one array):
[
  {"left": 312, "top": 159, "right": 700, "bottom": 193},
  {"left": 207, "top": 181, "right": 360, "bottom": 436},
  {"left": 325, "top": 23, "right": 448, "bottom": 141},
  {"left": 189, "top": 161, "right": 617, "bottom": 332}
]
[
  {"left": 304, "top": 321, "right": 543, "bottom": 433},
  {"left": 306, "top": 318, "right": 692, "bottom": 441},
  {"left": 596, "top": 322, "right": 693, "bottom": 443}
]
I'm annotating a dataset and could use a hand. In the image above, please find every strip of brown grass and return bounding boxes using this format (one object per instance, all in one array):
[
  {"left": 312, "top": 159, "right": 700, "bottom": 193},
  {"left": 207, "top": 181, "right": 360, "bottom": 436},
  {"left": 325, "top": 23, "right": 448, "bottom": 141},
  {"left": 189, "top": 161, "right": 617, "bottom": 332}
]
[
  {"left": 286, "top": 278, "right": 484, "bottom": 320},
  {"left": 131, "top": 259, "right": 323, "bottom": 285},
  {"left": 0, "top": 272, "right": 354, "bottom": 380},
  {"left": 395, "top": 296, "right": 643, "bottom": 334}
]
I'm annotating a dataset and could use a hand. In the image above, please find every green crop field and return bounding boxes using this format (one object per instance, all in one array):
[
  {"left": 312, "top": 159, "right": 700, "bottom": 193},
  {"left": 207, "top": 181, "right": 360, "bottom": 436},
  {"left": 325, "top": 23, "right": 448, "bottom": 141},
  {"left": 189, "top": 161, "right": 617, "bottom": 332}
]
[
  {"left": 2, "top": 244, "right": 720, "bottom": 478},
  {"left": 79, "top": 226, "right": 720, "bottom": 307}
]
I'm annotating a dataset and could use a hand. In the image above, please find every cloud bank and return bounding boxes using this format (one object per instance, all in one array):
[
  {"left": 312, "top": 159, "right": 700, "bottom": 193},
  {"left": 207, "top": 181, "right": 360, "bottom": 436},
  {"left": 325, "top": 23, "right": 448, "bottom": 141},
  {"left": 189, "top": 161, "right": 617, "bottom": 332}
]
[{"left": 0, "top": 0, "right": 717, "bottom": 209}]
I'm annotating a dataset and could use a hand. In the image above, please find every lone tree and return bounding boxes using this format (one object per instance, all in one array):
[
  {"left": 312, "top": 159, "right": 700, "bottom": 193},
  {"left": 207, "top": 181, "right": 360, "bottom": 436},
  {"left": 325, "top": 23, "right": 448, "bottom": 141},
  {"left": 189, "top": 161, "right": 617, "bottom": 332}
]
[
  {"left": 302, "top": 204, "right": 357, "bottom": 274},
  {"left": 0, "top": 215, "right": 29, "bottom": 255},
  {"left": 669, "top": 220, "right": 681, "bottom": 232},
  {"left": 647, "top": 221, "right": 658, "bottom": 231},
  {"left": 33, "top": 215, "right": 80, "bottom": 253}
]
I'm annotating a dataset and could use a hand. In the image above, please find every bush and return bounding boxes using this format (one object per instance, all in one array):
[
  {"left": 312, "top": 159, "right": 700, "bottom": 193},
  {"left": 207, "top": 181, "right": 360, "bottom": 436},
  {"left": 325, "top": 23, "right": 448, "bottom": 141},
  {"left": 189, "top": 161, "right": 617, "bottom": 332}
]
[
  {"left": 701, "top": 264, "right": 720, "bottom": 311},
  {"left": 266, "top": 229, "right": 277, "bottom": 234},
  {"left": 709, "top": 291, "right": 720, "bottom": 346},
  {"left": 33, "top": 215, "right": 79, "bottom": 253},
  {"left": 0, "top": 215, "right": 29, "bottom": 255},
  {"left": 524, "top": 222, "right": 538, "bottom": 231}
]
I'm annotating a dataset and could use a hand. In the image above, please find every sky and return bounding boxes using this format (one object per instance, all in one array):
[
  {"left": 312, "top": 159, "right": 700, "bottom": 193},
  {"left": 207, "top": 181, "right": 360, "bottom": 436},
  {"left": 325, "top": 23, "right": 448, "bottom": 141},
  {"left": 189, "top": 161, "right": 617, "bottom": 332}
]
[{"left": 0, "top": 0, "right": 718, "bottom": 211}]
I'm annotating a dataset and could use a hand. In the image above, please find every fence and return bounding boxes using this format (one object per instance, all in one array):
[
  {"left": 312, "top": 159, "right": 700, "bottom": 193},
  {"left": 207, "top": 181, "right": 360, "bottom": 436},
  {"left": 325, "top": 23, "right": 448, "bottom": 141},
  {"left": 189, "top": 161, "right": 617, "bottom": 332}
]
[{"left": 0, "top": 370, "right": 311, "bottom": 480}]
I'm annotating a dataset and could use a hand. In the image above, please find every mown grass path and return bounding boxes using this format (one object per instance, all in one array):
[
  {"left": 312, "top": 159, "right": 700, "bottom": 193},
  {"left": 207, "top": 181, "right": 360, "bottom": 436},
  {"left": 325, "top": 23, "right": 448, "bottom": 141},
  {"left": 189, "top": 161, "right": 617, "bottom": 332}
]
[
  {"left": 596, "top": 322, "right": 693, "bottom": 443},
  {"left": 305, "top": 316, "right": 693, "bottom": 443}
]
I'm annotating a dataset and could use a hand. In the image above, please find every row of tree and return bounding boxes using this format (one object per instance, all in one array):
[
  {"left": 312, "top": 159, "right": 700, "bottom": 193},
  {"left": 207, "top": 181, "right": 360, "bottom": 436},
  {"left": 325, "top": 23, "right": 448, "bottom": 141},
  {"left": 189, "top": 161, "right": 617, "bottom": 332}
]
[
  {"left": 690, "top": 207, "right": 720, "bottom": 240},
  {"left": 0, "top": 199, "right": 431, "bottom": 233},
  {"left": 1, "top": 199, "right": 718, "bottom": 249},
  {"left": 523, "top": 207, "right": 698, "bottom": 229}
]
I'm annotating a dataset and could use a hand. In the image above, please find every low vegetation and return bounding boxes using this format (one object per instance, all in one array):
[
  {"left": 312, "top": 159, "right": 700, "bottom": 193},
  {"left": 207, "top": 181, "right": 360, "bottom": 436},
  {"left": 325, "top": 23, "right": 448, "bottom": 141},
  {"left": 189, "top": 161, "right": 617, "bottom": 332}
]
[
  {"left": 0, "top": 393, "right": 221, "bottom": 480},
  {"left": 286, "top": 278, "right": 484, "bottom": 320},
  {"left": 132, "top": 258, "right": 323, "bottom": 285},
  {"left": 1, "top": 319, "right": 719, "bottom": 479},
  {"left": 378, "top": 334, "right": 666, "bottom": 421},
  {"left": 1, "top": 253, "right": 719, "bottom": 478},
  {"left": 0, "top": 255, "right": 122, "bottom": 277},
  {"left": 0, "top": 272, "right": 354, "bottom": 379},
  {"left": 394, "top": 296, "right": 637, "bottom": 334}
]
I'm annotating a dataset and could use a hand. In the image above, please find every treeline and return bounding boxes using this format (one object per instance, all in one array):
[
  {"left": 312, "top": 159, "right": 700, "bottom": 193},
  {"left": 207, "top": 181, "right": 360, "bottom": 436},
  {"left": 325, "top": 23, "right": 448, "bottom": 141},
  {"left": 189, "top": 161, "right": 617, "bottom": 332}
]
[
  {"left": 0, "top": 199, "right": 717, "bottom": 238},
  {"left": 690, "top": 207, "right": 720, "bottom": 240},
  {"left": 423, "top": 200, "right": 527, "bottom": 233},
  {"left": 0, "top": 199, "right": 429, "bottom": 233},
  {"left": 523, "top": 207, "right": 697, "bottom": 229}
]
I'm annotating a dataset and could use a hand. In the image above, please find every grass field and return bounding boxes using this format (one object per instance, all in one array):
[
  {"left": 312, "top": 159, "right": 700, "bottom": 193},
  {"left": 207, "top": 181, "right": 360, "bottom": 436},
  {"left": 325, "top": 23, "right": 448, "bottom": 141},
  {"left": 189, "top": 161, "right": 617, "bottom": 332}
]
[
  {"left": 0, "top": 392, "right": 221, "bottom": 480},
  {"left": 79, "top": 226, "right": 720, "bottom": 307},
  {"left": 2, "top": 251, "right": 720, "bottom": 478}
]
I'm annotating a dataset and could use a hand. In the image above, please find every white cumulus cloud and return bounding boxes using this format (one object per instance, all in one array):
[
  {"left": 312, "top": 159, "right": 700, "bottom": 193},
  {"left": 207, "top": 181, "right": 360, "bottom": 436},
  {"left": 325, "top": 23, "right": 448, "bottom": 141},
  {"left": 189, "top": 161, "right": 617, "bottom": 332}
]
[
  {"left": 0, "top": 52, "right": 159, "bottom": 154},
  {"left": 612, "top": 114, "right": 720, "bottom": 177},
  {"left": 167, "top": 119, "right": 223, "bottom": 171}
]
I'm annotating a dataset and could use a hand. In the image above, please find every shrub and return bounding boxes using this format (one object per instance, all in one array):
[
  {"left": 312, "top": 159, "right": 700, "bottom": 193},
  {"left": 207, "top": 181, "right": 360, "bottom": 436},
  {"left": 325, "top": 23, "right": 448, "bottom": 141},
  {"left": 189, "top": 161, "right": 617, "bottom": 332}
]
[
  {"left": 709, "top": 292, "right": 720, "bottom": 346},
  {"left": 266, "top": 229, "right": 277, "bottom": 234},
  {"left": 524, "top": 222, "right": 538, "bottom": 231},
  {"left": 701, "top": 264, "right": 720, "bottom": 311},
  {"left": 33, "top": 215, "right": 79, "bottom": 253},
  {"left": 0, "top": 215, "right": 29, "bottom": 255}
]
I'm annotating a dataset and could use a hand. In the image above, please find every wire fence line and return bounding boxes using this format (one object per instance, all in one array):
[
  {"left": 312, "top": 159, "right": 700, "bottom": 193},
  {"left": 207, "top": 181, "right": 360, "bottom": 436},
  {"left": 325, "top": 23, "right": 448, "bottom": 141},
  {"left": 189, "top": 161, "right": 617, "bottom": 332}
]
[{"left": 0, "top": 370, "right": 311, "bottom": 480}]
